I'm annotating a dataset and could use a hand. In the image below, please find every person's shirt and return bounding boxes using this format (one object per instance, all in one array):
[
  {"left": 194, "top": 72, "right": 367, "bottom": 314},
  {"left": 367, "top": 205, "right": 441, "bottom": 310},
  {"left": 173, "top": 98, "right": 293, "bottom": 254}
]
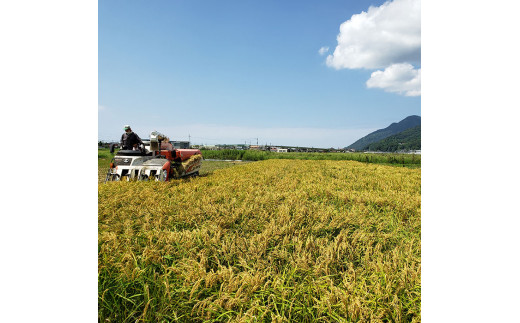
[{"left": 120, "top": 132, "right": 143, "bottom": 149}]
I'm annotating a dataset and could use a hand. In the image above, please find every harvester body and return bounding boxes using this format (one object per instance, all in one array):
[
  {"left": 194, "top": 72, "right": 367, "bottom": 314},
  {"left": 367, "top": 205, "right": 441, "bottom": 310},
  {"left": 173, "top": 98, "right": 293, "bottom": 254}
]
[{"left": 105, "top": 131, "right": 202, "bottom": 182}]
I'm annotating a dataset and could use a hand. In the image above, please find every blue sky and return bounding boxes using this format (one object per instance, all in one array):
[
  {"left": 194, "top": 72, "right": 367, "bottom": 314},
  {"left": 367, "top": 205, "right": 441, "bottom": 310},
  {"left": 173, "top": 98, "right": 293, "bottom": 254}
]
[{"left": 99, "top": 0, "right": 421, "bottom": 147}]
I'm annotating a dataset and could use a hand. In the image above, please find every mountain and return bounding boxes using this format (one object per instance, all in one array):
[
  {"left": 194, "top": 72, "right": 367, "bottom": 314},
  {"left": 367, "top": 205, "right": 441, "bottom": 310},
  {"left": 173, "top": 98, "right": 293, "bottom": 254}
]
[
  {"left": 346, "top": 115, "right": 421, "bottom": 151},
  {"left": 364, "top": 125, "right": 421, "bottom": 152}
]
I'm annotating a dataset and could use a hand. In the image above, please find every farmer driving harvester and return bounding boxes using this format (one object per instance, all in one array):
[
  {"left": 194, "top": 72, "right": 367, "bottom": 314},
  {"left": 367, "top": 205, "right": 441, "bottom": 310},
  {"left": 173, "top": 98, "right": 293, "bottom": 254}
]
[{"left": 120, "top": 125, "right": 144, "bottom": 150}]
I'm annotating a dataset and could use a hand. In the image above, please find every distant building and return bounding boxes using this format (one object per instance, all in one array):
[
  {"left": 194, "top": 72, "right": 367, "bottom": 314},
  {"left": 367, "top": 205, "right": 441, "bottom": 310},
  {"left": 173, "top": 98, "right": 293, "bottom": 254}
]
[{"left": 235, "top": 144, "right": 249, "bottom": 150}]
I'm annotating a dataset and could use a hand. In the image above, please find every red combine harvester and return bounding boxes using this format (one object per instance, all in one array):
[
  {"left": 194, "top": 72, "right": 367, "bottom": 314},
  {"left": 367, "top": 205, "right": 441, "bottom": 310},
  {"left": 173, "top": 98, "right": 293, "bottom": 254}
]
[{"left": 105, "top": 131, "right": 202, "bottom": 182}]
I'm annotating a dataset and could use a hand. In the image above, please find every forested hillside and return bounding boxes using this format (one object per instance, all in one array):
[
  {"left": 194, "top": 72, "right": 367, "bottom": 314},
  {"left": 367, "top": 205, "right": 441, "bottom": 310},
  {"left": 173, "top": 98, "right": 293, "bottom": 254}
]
[
  {"left": 364, "top": 125, "right": 421, "bottom": 152},
  {"left": 346, "top": 115, "right": 421, "bottom": 150}
]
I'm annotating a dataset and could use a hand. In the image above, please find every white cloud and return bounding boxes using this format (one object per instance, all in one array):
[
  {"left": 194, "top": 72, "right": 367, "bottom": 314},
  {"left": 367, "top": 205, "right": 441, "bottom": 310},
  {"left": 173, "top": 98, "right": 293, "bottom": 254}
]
[
  {"left": 318, "top": 46, "right": 329, "bottom": 56},
  {"left": 98, "top": 105, "right": 106, "bottom": 111},
  {"left": 366, "top": 63, "right": 421, "bottom": 96},
  {"left": 324, "top": 0, "right": 421, "bottom": 96},
  {"left": 326, "top": 0, "right": 420, "bottom": 70}
]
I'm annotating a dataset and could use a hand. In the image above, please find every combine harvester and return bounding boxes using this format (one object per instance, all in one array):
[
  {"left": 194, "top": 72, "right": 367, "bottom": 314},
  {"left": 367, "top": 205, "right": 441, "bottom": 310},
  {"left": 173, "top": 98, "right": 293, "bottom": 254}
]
[{"left": 105, "top": 131, "right": 202, "bottom": 182}]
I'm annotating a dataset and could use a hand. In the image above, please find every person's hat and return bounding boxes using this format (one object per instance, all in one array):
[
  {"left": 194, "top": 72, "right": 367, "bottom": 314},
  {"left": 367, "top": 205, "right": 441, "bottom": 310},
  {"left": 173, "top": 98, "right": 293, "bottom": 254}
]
[{"left": 124, "top": 125, "right": 131, "bottom": 130}]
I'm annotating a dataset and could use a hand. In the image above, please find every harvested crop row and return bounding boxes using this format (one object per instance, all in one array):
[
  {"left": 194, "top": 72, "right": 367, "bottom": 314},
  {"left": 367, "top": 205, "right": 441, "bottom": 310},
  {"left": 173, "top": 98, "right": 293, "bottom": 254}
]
[{"left": 98, "top": 159, "right": 421, "bottom": 322}]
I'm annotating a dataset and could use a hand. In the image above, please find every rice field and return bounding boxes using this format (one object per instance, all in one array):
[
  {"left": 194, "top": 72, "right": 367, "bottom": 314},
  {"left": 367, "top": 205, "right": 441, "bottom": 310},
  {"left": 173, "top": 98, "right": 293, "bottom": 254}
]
[{"left": 98, "top": 159, "right": 421, "bottom": 322}]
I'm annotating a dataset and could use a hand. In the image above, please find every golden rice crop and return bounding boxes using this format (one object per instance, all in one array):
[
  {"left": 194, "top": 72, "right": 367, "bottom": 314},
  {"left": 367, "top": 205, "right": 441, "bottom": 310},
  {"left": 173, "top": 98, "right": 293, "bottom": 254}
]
[
  {"left": 99, "top": 159, "right": 421, "bottom": 322},
  {"left": 171, "top": 154, "right": 203, "bottom": 178}
]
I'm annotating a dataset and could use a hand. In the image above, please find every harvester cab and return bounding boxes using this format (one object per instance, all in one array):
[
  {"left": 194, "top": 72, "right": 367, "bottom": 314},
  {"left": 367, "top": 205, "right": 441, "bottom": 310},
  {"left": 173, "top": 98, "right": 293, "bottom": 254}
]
[{"left": 105, "top": 131, "right": 202, "bottom": 182}]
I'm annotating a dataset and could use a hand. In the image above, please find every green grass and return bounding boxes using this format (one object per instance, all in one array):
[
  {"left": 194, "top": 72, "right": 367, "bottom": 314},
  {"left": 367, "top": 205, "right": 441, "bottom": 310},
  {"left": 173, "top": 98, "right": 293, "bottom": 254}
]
[{"left": 98, "top": 149, "right": 112, "bottom": 182}]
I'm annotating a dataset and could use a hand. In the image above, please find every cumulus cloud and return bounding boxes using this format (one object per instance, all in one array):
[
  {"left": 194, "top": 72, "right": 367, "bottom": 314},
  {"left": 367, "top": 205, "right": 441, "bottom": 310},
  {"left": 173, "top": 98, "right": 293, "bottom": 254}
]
[
  {"left": 366, "top": 63, "right": 420, "bottom": 96},
  {"left": 324, "top": 0, "right": 420, "bottom": 96},
  {"left": 318, "top": 46, "right": 329, "bottom": 56},
  {"left": 326, "top": 0, "right": 420, "bottom": 69}
]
